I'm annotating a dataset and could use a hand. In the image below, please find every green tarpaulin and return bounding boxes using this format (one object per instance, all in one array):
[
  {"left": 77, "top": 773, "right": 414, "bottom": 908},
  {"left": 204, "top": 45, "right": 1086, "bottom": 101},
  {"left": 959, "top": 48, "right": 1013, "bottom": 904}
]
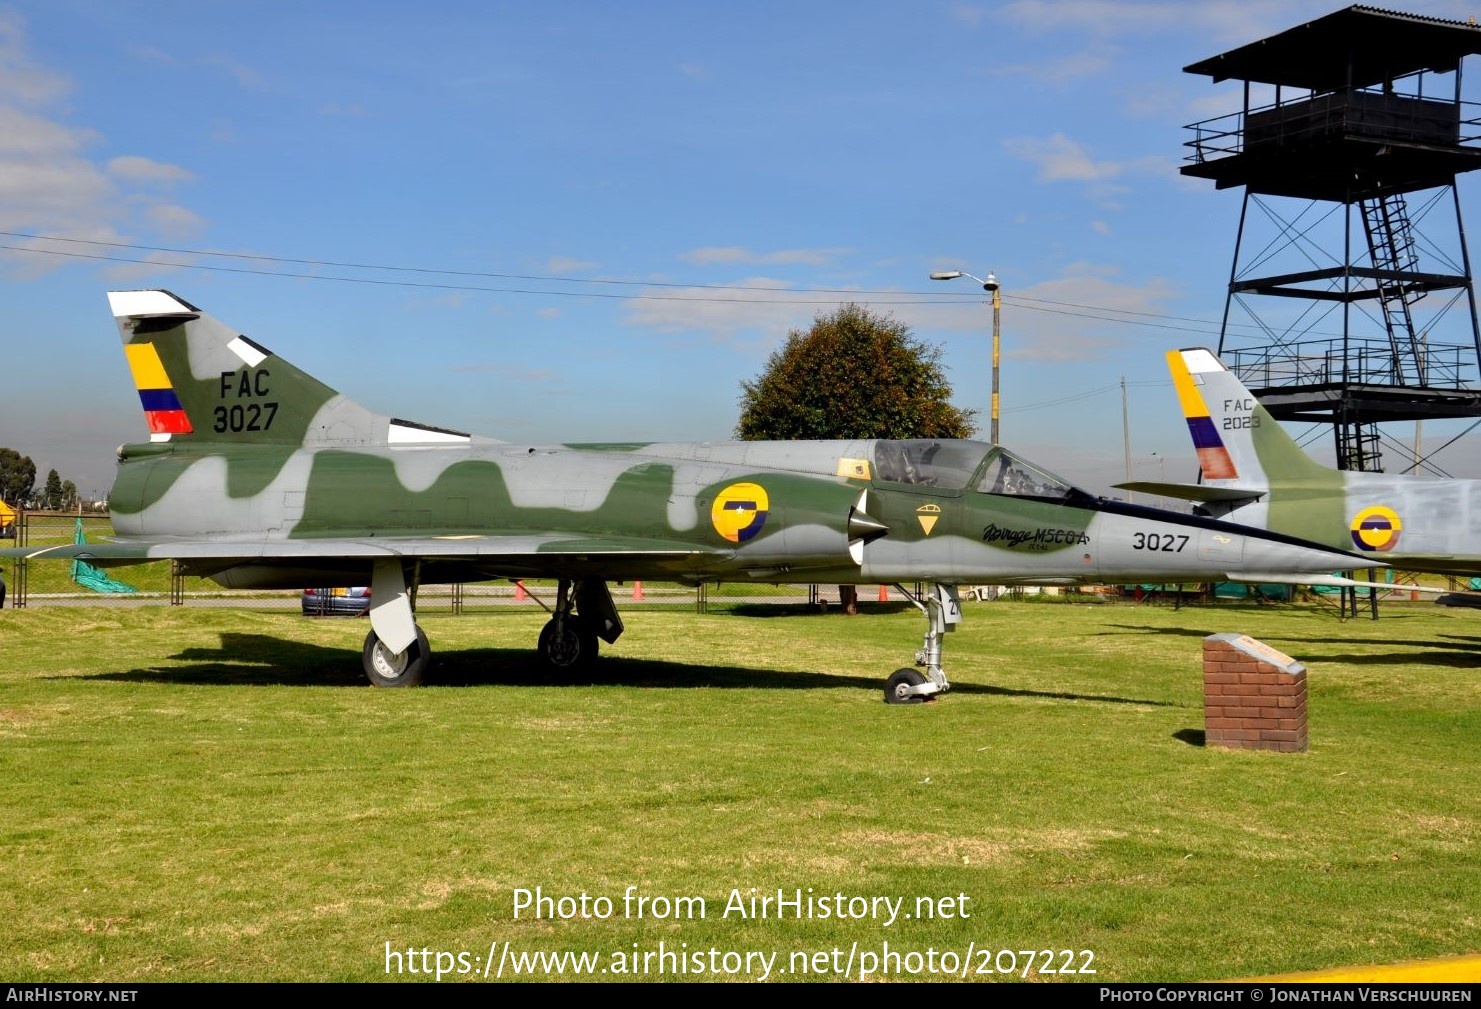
[{"left": 70, "top": 518, "right": 137, "bottom": 594}]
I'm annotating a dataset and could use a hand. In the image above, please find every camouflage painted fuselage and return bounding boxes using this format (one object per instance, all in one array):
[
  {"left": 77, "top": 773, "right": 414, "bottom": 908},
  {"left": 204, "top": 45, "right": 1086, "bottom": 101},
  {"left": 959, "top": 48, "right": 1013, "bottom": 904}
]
[{"left": 105, "top": 431, "right": 1370, "bottom": 592}]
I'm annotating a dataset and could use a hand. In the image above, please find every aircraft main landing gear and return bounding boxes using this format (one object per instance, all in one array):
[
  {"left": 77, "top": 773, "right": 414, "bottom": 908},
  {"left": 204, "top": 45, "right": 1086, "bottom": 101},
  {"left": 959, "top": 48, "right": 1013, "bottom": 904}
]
[
  {"left": 363, "top": 558, "right": 429, "bottom": 687},
  {"left": 884, "top": 583, "right": 961, "bottom": 704},
  {"left": 362, "top": 625, "right": 430, "bottom": 688},
  {"left": 536, "top": 578, "right": 623, "bottom": 672}
]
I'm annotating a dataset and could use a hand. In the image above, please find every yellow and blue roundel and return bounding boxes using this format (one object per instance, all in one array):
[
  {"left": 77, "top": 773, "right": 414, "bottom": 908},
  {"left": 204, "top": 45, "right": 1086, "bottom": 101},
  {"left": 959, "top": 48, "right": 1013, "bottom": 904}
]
[
  {"left": 1350, "top": 506, "right": 1402, "bottom": 552},
  {"left": 711, "top": 482, "right": 770, "bottom": 543}
]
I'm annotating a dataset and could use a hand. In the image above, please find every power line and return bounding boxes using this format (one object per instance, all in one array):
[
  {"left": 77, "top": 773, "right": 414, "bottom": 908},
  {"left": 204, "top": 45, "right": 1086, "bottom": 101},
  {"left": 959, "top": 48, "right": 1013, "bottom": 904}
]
[
  {"left": 8, "top": 231, "right": 1441, "bottom": 344},
  {"left": 0, "top": 243, "right": 951, "bottom": 306},
  {"left": 0, "top": 230, "right": 1238, "bottom": 334}
]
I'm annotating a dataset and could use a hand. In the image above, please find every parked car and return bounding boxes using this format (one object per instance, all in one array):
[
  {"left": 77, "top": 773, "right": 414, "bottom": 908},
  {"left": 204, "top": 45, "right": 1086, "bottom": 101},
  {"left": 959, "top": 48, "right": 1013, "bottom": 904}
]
[{"left": 301, "top": 586, "right": 371, "bottom": 617}]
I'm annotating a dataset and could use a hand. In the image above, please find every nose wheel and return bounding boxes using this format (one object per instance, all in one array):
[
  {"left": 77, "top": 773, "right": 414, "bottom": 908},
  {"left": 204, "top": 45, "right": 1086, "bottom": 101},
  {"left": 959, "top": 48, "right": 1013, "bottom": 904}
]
[
  {"left": 885, "top": 667, "right": 929, "bottom": 704},
  {"left": 883, "top": 583, "right": 959, "bottom": 703}
]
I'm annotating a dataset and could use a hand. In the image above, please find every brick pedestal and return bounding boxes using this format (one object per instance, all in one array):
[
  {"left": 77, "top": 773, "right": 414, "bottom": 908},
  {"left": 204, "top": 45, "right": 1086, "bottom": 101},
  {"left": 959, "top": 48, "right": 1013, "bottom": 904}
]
[{"left": 1203, "top": 633, "right": 1308, "bottom": 752}]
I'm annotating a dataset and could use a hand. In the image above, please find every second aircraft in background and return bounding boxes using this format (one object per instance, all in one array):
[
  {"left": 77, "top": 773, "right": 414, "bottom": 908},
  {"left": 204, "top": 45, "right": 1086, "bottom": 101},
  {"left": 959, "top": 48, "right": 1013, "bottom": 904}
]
[{"left": 1126, "top": 347, "right": 1481, "bottom": 580}]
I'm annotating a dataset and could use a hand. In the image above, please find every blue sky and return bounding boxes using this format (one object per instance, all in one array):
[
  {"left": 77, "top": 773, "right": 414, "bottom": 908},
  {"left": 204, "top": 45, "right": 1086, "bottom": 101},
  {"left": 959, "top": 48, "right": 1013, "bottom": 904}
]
[{"left": 5, "top": 0, "right": 1481, "bottom": 501}]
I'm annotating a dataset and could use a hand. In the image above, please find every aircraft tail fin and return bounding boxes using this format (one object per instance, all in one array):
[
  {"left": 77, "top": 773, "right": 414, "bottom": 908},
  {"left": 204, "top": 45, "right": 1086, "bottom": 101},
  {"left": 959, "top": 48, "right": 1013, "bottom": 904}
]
[
  {"left": 109, "top": 290, "right": 471, "bottom": 449},
  {"left": 1167, "top": 348, "right": 1329, "bottom": 489}
]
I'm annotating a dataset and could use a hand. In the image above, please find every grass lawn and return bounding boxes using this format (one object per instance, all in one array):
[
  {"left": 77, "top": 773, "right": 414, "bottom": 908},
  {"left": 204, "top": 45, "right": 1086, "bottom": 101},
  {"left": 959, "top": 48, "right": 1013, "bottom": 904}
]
[{"left": 0, "top": 598, "right": 1477, "bottom": 982}]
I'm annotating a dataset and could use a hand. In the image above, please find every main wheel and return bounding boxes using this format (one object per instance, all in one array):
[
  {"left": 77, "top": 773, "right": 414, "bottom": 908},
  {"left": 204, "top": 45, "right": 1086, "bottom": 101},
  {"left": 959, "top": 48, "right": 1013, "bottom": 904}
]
[
  {"left": 538, "top": 617, "right": 598, "bottom": 671},
  {"left": 884, "top": 667, "right": 928, "bottom": 704},
  {"left": 362, "top": 625, "right": 431, "bottom": 687}
]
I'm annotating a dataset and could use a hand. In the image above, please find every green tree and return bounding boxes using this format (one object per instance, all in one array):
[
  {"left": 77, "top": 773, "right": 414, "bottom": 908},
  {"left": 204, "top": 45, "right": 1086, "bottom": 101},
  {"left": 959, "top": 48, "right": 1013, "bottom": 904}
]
[
  {"left": 0, "top": 447, "right": 35, "bottom": 505},
  {"left": 60, "top": 479, "right": 78, "bottom": 513},
  {"left": 736, "top": 303, "right": 976, "bottom": 441},
  {"left": 737, "top": 305, "right": 976, "bottom": 613},
  {"left": 43, "top": 469, "right": 62, "bottom": 511}
]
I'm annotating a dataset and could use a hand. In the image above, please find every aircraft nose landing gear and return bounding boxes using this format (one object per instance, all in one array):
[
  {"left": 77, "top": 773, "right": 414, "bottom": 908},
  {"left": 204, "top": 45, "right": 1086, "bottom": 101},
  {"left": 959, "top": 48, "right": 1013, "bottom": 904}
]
[{"left": 883, "top": 583, "right": 960, "bottom": 704}]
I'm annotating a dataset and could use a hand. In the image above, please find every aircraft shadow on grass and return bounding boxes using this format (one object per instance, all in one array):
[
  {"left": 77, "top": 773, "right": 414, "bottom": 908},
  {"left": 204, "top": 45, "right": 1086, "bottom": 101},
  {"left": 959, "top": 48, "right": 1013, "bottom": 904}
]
[{"left": 73, "top": 632, "right": 1175, "bottom": 704}]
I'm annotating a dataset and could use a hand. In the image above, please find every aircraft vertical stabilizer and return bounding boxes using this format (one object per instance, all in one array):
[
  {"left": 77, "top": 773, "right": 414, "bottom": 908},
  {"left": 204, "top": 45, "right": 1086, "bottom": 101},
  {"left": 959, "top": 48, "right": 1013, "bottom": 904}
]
[
  {"left": 109, "top": 289, "right": 446, "bottom": 450},
  {"left": 1166, "top": 348, "right": 1329, "bottom": 490}
]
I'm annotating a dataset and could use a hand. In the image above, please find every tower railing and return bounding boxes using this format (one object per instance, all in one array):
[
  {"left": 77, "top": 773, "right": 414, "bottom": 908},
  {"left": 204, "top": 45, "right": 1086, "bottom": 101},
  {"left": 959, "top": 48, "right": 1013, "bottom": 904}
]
[
  {"left": 1185, "top": 93, "right": 1481, "bottom": 166},
  {"left": 1221, "top": 338, "right": 1477, "bottom": 389}
]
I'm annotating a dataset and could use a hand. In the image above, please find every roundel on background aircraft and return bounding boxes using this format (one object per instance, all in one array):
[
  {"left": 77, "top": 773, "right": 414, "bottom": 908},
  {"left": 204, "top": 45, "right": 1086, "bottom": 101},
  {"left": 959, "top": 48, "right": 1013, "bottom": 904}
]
[
  {"left": 711, "top": 482, "right": 770, "bottom": 543},
  {"left": 1350, "top": 506, "right": 1402, "bottom": 552}
]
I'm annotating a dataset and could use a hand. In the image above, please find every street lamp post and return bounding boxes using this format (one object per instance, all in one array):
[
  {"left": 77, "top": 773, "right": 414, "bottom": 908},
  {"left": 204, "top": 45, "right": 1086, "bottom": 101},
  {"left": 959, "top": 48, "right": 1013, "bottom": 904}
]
[{"left": 930, "top": 269, "right": 1001, "bottom": 444}]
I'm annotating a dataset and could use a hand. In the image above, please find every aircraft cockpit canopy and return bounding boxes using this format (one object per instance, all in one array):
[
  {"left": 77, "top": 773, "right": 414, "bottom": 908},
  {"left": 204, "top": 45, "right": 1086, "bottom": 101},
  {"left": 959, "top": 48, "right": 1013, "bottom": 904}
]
[
  {"left": 872, "top": 440, "right": 989, "bottom": 489},
  {"left": 871, "top": 441, "right": 1092, "bottom": 502},
  {"left": 975, "top": 448, "right": 1088, "bottom": 502}
]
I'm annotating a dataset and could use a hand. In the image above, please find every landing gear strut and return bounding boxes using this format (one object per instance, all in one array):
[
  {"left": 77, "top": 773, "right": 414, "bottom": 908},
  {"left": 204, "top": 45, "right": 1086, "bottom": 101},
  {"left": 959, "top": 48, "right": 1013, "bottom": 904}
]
[
  {"left": 884, "top": 583, "right": 961, "bottom": 704},
  {"left": 536, "top": 578, "right": 624, "bottom": 672},
  {"left": 363, "top": 559, "right": 430, "bottom": 687}
]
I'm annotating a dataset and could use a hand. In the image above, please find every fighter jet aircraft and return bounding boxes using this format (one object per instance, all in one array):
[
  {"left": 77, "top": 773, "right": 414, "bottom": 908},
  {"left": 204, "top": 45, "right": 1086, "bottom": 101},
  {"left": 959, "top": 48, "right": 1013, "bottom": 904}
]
[
  {"left": 4, "top": 292, "right": 1383, "bottom": 702},
  {"left": 1126, "top": 347, "right": 1481, "bottom": 579}
]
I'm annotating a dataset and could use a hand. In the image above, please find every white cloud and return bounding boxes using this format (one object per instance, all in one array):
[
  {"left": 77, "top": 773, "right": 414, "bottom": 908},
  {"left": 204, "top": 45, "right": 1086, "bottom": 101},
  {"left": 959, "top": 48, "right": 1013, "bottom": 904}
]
[
  {"left": 0, "top": 104, "right": 100, "bottom": 159},
  {"left": 999, "top": 1, "right": 1339, "bottom": 46},
  {"left": 949, "top": 2, "right": 987, "bottom": 27},
  {"left": 198, "top": 53, "right": 265, "bottom": 91},
  {"left": 0, "top": 14, "right": 207, "bottom": 275},
  {"left": 679, "top": 246, "right": 849, "bottom": 266},
  {"left": 1004, "top": 134, "right": 1175, "bottom": 206},
  {"left": 127, "top": 45, "right": 177, "bottom": 67},
  {"left": 1091, "top": 220, "right": 1111, "bottom": 236},
  {"left": 0, "top": 10, "right": 69, "bottom": 105},
  {"left": 546, "top": 255, "right": 599, "bottom": 273},
  {"left": 914, "top": 263, "right": 1179, "bottom": 363},
  {"left": 107, "top": 155, "right": 195, "bottom": 185},
  {"left": 1186, "top": 88, "right": 1249, "bottom": 123},
  {"left": 622, "top": 277, "right": 851, "bottom": 341},
  {"left": 987, "top": 45, "right": 1113, "bottom": 85},
  {"left": 99, "top": 249, "right": 192, "bottom": 284},
  {"left": 143, "top": 204, "right": 207, "bottom": 238},
  {"left": 1005, "top": 133, "right": 1120, "bottom": 183},
  {"left": 0, "top": 106, "right": 112, "bottom": 231}
]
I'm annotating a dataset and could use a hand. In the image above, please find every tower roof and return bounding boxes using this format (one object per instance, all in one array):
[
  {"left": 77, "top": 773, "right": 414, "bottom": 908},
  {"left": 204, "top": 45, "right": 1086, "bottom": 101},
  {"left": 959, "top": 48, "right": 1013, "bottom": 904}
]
[{"left": 1185, "top": 5, "right": 1481, "bottom": 90}]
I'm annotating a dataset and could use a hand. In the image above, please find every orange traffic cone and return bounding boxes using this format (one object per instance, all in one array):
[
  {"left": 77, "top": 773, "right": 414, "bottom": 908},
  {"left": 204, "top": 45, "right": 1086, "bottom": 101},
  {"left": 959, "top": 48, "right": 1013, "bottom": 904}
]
[
  {"left": 632, "top": 581, "right": 644, "bottom": 600},
  {"left": 878, "top": 584, "right": 888, "bottom": 602},
  {"left": 515, "top": 580, "right": 527, "bottom": 601}
]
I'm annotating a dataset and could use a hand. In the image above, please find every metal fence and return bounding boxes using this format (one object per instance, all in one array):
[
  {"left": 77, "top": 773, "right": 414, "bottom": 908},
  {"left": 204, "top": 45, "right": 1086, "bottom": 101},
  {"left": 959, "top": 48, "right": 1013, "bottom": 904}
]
[
  {"left": 1, "top": 510, "right": 917, "bottom": 614},
  {"left": 4, "top": 510, "right": 1450, "bottom": 615}
]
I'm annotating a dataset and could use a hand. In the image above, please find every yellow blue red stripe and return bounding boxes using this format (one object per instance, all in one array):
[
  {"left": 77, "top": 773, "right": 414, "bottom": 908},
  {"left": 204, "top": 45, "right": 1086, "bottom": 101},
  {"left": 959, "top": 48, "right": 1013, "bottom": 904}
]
[
  {"left": 124, "top": 343, "right": 193, "bottom": 435},
  {"left": 1167, "top": 350, "right": 1237, "bottom": 481}
]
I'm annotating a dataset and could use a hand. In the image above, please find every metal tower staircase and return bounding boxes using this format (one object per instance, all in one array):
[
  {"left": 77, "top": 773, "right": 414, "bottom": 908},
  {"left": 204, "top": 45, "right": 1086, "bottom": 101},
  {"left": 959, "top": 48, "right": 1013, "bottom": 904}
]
[{"left": 1359, "top": 193, "right": 1423, "bottom": 385}]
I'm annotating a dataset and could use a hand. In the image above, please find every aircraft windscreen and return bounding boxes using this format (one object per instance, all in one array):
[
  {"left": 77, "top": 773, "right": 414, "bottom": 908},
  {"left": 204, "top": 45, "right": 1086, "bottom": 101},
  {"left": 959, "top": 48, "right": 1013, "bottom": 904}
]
[
  {"left": 976, "top": 450, "right": 1085, "bottom": 501},
  {"left": 872, "top": 440, "right": 989, "bottom": 489}
]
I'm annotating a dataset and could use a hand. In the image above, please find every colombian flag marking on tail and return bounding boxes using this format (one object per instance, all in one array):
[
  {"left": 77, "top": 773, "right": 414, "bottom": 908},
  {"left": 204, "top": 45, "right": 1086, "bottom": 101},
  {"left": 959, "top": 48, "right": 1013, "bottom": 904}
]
[
  {"left": 125, "top": 343, "right": 193, "bottom": 436},
  {"left": 1167, "top": 350, "right": 1237, "bottom": 481}
]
